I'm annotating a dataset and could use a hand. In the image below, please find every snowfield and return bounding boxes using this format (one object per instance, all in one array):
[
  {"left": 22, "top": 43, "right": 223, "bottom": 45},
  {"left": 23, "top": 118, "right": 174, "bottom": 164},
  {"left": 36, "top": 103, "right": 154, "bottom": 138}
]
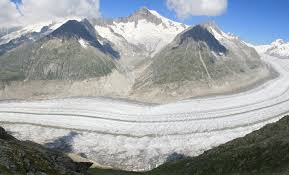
[
  {"left": 94, "top": 9, "right": 188, "bottom": 58},
  {"left": 0, "top": 55, "right": 289, "bottom": 171},
  {"left": 255, "top": 39, "right": 289, "bottom": 58}
]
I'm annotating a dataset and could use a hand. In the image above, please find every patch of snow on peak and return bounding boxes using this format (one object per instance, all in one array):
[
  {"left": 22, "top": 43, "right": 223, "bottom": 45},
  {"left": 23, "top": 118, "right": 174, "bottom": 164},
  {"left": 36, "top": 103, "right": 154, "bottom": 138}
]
[
  {"left": 209, "top": 26, "right": 238, "bottom": 41},
  {"left": 242, "top": 42, "right": 255, "bottom": 48},
  {"left": 209, "top": 26, "right": 223, "bottom": 40},
  {"left": 78, "top": 39, "right": 89, "bottom": 48},
  {"left": 148, "top": 9, "right": 186, "bottom": 28},
  {"left": 0, "top": 17, "right": 82, "bottom": 45}
]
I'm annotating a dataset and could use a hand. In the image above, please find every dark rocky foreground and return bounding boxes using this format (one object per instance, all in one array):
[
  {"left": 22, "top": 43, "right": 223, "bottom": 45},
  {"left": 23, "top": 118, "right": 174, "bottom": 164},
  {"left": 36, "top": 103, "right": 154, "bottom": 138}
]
[
  {"left": 90, "top": 116, "right": 289, "bottom": 175},
  {"left": 0, "top": 127, "right": 92, "bottom": 175}
]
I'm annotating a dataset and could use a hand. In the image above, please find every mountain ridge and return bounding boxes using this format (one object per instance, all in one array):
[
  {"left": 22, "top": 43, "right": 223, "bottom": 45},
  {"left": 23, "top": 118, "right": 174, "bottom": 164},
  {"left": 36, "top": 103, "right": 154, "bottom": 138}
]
[
  {"left": 0, "top": 19, "right": 119, "bottom": 82},
  {"left": 0, "top": 8, "right": 277, "bottom": 103}
]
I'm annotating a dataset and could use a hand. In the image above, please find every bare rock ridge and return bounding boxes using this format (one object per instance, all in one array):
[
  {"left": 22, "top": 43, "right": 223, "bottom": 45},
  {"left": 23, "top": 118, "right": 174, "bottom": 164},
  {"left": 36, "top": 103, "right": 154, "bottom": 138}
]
[{"left": 0, "top": 126, "right": 92, "bottom": 175}]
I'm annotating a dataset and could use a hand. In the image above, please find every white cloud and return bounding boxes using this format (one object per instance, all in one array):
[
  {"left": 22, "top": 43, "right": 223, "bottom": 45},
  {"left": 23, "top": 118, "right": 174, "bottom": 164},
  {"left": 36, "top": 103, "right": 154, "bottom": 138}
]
[
  {"left": 0, "top": 0, "right": 22, "bottom": 28},
  {"left": 0, "top": 0, "right": 100, "bottom": 28},
  {"left": 166, "top": 0, "right": 228, "bottom": 18}
]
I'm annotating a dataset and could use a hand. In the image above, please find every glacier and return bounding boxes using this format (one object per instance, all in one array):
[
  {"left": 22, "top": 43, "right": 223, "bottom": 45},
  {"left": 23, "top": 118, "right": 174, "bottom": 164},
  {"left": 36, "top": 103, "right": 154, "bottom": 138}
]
[{"left": 0, "top": 54, "right": 289, "bottom": 171}]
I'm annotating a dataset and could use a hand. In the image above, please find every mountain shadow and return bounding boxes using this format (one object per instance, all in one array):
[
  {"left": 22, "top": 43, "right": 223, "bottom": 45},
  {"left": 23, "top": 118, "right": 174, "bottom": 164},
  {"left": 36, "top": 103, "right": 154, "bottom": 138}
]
[{"left": 45, "top": 131, "right": 79, "bottom": 153}]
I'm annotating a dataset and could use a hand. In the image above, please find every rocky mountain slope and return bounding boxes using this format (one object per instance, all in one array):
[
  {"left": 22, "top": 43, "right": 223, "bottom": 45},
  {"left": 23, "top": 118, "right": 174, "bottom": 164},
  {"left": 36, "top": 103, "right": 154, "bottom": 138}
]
[
  {"left": 90, "top": 115, "right": 289, "bottom": 175},
  {"left": 0, "top": 19, "right": 119, "bottom": 82},
  {"left": 0, "top": 126, "right": 92, "bottom": 175},
  {"left": 0, "top": 19, "right": 133, "bottom": 101},
  {"left": 132, "top": 23, "right": 274, "bottom": 102},
  {"left": 0, "top": 19, "right": 76, "bottom": 56},
  {"left": 0, "top": 8, "right": 276, "bottom": 103},
  {"left": 255, "top": 39, "right": 289, "bottom": 59}
]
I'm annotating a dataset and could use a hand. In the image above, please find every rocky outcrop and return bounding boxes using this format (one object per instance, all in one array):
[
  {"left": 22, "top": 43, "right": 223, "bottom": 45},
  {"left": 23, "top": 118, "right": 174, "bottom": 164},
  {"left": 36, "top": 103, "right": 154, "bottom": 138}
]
[{"left": 0, "top": 127, "right": 92, "bottom": 175}]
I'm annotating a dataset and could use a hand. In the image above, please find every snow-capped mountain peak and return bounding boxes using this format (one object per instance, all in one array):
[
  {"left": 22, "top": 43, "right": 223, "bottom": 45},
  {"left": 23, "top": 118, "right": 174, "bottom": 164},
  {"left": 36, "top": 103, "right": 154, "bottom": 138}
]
[
  {"left": 202, "top": 22, "right": 239, "bottom": 41},
  {"left": 126, "top": 7, "right": 161, "bottom": 24},
  {"left": 94, "top": 7, "right": 189, "bottom": 58},
  {"left": 272, "top": 39, "right": 285, "bottom": 46},
  {"left": 116, "top": 7, "right": 187, "bottom": 28},
  {"left": 255, "top": 39, "right": 289, "bottom": 59}
]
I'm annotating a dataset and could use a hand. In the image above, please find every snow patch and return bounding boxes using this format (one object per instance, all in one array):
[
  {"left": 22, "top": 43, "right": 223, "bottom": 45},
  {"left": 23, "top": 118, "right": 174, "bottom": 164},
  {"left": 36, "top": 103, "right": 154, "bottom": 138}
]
[
  {"left": 78, "top": 39, "right": 89, "bottom": 48},
  {"left": 209, "top": 26, "right": 238, "bottom": 41}
]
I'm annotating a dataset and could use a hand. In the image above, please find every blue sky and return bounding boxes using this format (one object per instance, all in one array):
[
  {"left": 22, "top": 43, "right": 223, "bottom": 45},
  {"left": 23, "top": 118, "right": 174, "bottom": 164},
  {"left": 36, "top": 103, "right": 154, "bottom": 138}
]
[
  {"left": 100, "top": 0, "right": 289, "bottom": 44},
  {"left": 10, "top": 0, "right": 289, "bottom": 44}
]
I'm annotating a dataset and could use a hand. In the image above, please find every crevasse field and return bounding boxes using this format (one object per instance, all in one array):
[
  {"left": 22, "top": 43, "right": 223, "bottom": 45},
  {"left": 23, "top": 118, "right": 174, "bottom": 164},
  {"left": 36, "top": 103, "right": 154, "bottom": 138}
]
[{"left": 0, "top": 55, "right": 289, "bottom": 171}]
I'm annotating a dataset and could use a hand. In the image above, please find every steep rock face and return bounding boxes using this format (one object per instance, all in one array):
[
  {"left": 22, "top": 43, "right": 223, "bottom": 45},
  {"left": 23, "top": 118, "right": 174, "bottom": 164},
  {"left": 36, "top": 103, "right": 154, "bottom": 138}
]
[
  {"left": 0, "top": 20, "right": 119, "bottom": 81},
  {"left": 132, "top": 23, "right": 274, "bottom": 103},
  {"left": 0, "top": 127, "right": 92, "bottom": 175}
]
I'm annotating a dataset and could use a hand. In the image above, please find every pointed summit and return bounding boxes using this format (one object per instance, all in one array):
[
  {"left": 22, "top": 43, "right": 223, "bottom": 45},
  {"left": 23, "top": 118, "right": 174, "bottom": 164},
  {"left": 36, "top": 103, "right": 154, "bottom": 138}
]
[
  {"left": 50, "top": 19, "right": 120, "bottom": 58},
  {"left": 50, "top": 19, "right": 97, "bottom": 41},
  {"left": 201, "top": 21, "right": 220, "bottom": 29},
  {"left": 117, "top": 6, "right": 163, "bottom": 25},
  {"left": 200, "top": 21, "right": 239, "bottom": 41},
  {"left": 175, "top": 24, "right": 227, "bottom": 54},
  {"left": 201, "top": 21, "right": 222, "bottom": 34},
  {"left": 134, "top": 6, "right": 152, "bottom": 16}
]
